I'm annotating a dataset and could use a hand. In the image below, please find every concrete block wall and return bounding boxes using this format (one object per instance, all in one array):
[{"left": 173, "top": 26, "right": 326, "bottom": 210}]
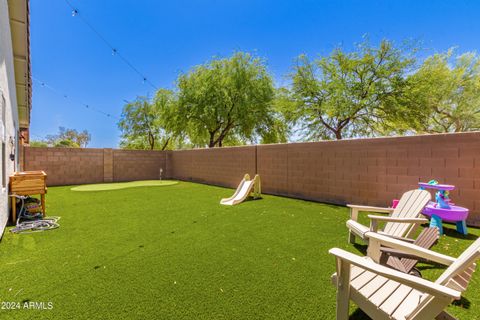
[
  {"left": 23, "top": 147, "right": 167, "bottom": 186},
  {"left": 104, "top": 148, "right": 113, "bottom": 182},
  {"left": 256, "top": 133, "right": 480, "bottom": 226},
  {"left": 113, "top": 149, "right": 165, "bottom": 182},
  {"left": 168, "top": 132, "right": 480, "bottom": 226},
  {"left": 22, "top": 132, "right": 480, "bottom": 226},
  {"left": 167, "top": 146, "right": 256, "bottom": 188},
  {"left": 23, "top": 147, "right": 104, "bottom": 186}
]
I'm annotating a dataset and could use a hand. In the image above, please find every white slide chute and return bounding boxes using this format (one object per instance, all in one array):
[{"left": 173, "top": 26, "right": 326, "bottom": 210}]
[{"left": 220, "top": 174, "right": 261, "bottom": 206}]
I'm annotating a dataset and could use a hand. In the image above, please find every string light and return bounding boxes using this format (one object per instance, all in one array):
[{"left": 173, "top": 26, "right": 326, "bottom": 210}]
[
  {"left": 32, "top": 76, "right": 120, "bottom": 121},
  {"left": 63, "top": 0, "right": 158, "bottom": 90}
]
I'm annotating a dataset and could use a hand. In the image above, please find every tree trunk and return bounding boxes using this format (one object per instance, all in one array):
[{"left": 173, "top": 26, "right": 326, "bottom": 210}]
[
  {"left": 212, "top": 121, "right": 234, "bottom": 147},
  {"left": 208, "top": 132, "right": 216, "bottom": 148},
  {"left": 148, "top": 132, "right": 155, "bottom": 150},
  {"left": 161, "top": 137, "right": 170, "bottom": 151},
  {"left": 335, "top": 130, "right": 342, "bottom": 140}
]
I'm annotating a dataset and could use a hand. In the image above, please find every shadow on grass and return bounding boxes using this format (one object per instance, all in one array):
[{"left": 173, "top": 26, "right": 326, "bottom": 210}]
[
  {"left": 242, "top": 197, "right": 262, "bottom": 203},
  {"left": 348, "top": 298, "right": 471, "bottom": 318},
  {"left": 443, "top": 227, "right": 478, "bottom": 240},
  {"left": 416, "top": 263, "right": 446, "bottom": 272},
  {"left": 452, "top": 296, "right": 471, "bottom": 309},
  {"left": 350, "top": 308, "right": 372, "bottom": 319},
  {"left": 353, "top": 243, "right": 367, "bottom": 255}
]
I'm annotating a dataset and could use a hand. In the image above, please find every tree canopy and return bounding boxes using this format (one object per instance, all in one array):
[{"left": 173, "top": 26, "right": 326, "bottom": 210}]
[
  {"left": 116, "top": 43, "right": 480, "bottom": 150},
  {"left": 400, "top": 50, "right": 480, "bottom": 133},
  {"left": 175, "top": 52, "right": 283, "bottom": 147},
  {"left": 118, "top": 93, "right": 175, "bottom": 150},
  {"left": 290, "top": 39, "right": 415, "bottom": 140},
  {"left": 42, "top": 127, "right": 91, "bottom": 148}
]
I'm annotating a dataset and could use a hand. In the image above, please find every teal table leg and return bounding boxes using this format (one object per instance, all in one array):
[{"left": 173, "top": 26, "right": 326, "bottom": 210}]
[
  {"left": 456, "top": 220, "right": 468, "bottom": 235},
  {"left": 430, "top": 214, "right": 443, "bottom": 235}
]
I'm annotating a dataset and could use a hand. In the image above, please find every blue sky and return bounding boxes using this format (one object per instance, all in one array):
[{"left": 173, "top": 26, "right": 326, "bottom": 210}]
[{"left": 30, "top": 0, "right": 480, "bottom": 148}]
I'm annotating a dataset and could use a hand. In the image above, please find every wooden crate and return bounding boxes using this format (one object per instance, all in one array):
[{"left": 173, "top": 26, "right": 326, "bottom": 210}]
[
  {"left": 9, "top": 171, "right": 47, "bottom": 222},
  {"left": 10, "top": 170, "right": 47, "bottom": 195}
]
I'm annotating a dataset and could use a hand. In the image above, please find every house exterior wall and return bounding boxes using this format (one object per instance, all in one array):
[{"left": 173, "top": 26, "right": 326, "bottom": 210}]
[{"left": 0, "top": 0, "right": 21, "bottom": 235}]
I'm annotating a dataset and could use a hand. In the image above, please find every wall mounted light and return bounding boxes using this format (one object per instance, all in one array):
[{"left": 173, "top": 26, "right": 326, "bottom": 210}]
[{"left": 9, "top": 136, "right": 15, "bottom": 161}]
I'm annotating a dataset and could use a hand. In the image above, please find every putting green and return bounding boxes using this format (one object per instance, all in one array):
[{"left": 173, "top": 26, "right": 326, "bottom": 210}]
[{"left": 71, "top": 180, "right": 178, "bottom": 191}]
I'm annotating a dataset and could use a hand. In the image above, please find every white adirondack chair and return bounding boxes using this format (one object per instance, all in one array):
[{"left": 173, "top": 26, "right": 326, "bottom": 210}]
[
  {"left": 330, "top": 232, "right": 480, "bottom": 320},
  {"left": 347, "top": 189, "right": 431, "bottom": 244}
]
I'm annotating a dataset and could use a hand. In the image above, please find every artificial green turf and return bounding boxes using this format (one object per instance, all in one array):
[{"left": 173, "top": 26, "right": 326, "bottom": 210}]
[
  {"left": 0, "top": 181, "right": 479, "bottom": 319},
  {"left": 70, "top": 180, "right": 178, "bottom": 191}
]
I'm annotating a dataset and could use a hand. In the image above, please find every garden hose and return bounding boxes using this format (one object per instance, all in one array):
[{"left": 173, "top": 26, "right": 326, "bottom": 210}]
[{"left": 10, "top": 195, "right": 60, "bottom": 234}]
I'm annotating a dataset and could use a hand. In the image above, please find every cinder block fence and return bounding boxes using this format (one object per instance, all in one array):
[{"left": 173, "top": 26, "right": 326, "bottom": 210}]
[
  {"left": 23, "top": 148, "right": 166, "bottom": 185},
  {"left": 23, "top": 132, "right": 480, "bottom": 226}
]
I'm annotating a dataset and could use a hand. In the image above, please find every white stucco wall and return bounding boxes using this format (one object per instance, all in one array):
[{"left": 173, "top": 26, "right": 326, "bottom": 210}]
[{"left": 0, "top": 0, "right": 20, "bottom": 236}]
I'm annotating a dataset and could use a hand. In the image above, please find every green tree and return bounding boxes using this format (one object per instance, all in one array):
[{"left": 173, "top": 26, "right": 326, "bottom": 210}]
[
  {"left": 54, "top": 139, "right": 80, "bottom": 148},
  {"left": 290, "top": 39, "right": 415, "bottom": 140},
  {"left": 401, "top": 50, "right": 480, "bottom": 133},
  {"left": 175, "top": 52, "right": 283, "bottom": 147},
  {"left": 118, "top": 93, "right": 175, "bottom": 150},
  {"left": 262, "top": 87, "right": 295, "bottom": 143},
  {"left": 29, "top": 140, "right": 48, "bottom": 147},
  {"left": 45, "top": 127, "right": 91, "bottom": 147}
]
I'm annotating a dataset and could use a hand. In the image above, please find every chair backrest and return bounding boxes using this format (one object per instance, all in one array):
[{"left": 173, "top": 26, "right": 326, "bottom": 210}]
[
  {"left": 382, "top": 189, "right": 431, "bottom": 238},
  {"left": 391, "top": 227, "right": 439, "bottom": 274},
  {"left": 408, "top": 237, "right": 480, "bottom": 319},
  {"left": 435, "top": 237, "right": 480, "bottom": 290}
]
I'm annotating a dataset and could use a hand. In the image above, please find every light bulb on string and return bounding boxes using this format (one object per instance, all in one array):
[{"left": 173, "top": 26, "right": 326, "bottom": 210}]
[
  {"left": 32, "top": 76, "right": 120, "bottom": 121},
  {"left": 63, "top": 0, "right": 158, "bottom": 90}
]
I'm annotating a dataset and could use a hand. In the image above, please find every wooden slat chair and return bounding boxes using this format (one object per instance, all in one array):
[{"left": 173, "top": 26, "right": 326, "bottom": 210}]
[
  {"left": 380, "top": 227, "right": 440, "bottom": 276},
  {"left": 330, "top": 232, "right": 480, "bottom": 320},
  {"left": 347, "top": 189, "right": 431, "bottom": 244}
]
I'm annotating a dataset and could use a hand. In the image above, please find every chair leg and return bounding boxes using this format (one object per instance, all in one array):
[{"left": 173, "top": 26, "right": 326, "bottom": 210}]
[
  {"left": 367, "top": 237, "right": 381, "bottom": 263},
  {"left": 348, "top": 231, "right": 355, "bottom": 244},
  {"left": 435, "top": 310, "right": 458, "bottom": 320},
  {"left": 336, "top": 260, "right": 351, "bottom": 320}
]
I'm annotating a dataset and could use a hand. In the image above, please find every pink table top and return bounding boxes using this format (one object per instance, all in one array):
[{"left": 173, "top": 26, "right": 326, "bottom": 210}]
[
  {"left": 422, "top": 203, "right": 469, "bottom": 222},
  {"left": 418, "top": 182, "right": 455, "bottom": 191}
]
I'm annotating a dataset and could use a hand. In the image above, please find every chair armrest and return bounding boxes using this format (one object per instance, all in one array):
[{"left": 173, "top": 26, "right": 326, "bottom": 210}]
[
  {"left": 368, "top": 215, "right": 428, "bottom": 232},
  {"left": 380, "top": 247, "right": 435, "bottom": 262},
  {"left": 365, "top": 232, "right": 456, "bottom": 266},
  {"left": 347, "top": 204, "right": 394, "bottom": 213},
  {"left": 378, "top": 233, "right": 415, "bottom": 243},
  {"left": 347, "top": 204, "right": 394, "bottom": 221},
  {"left": 329, "top": 248, "right": 461, "bottom": 300},
  {"left": 367, "top": 215, "right": 429, "bottom": 224}
]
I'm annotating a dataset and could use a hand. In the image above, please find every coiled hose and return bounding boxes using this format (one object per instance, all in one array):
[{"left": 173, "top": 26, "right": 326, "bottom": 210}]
[{"left": 10, "top": 195, "right": 60, "bottom": 234}]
